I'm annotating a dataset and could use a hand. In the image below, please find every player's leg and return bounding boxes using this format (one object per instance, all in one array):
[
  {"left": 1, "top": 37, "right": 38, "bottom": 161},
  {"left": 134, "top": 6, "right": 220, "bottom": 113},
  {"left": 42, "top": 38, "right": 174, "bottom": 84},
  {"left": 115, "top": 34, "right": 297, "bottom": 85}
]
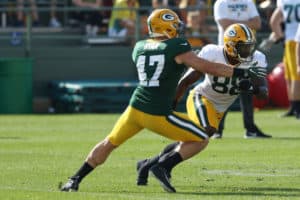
[
  {"left": 286, "top": 41, "right": 300, "bottom": 119},
  {"left": 136, "top": 91, "right": 221, "bottom": 188},
  {"left": 140, "top": 111, "right": 209, "bottom": 192},
  {"left": 137, "top": 141, "right": 179, "bottom": 185},
  {"left": 240, "top": 91, "right": 271, "bottom": 138},
  {"left": 212, "top": 111, "right": 227, "bottom": 139},
  {"left": 60, "top": 106, "right": 143, "bottom": 192},
  {"left": 282, "top": 44, "right": 296, "bottom": 117}
]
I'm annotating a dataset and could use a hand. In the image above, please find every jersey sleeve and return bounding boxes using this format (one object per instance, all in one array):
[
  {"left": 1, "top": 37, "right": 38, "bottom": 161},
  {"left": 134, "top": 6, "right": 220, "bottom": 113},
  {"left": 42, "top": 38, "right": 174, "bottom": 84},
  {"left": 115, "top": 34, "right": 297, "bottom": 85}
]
[
  {"left": 254, "top": 51, "right": 268, "bottom": 68},
  {"left": 214, "top": 0, "right": 227, "bottom": 20},
  {"left": 168, "top": 37, "right": 192, "bottom": 57},
  {"left": 197, "top": 44, "right": 217, "bottom": 61},
  {"left": 295, "top": 25, "right": 300, "bottom": 42}
]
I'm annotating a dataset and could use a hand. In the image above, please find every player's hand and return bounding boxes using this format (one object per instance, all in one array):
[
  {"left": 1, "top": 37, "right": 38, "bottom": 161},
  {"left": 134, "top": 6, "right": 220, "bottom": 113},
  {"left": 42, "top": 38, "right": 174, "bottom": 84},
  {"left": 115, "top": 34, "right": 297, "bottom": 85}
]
[
  {"left": 247, "top": 61, "right": 267, "bottom": 79},
  {"left": 258, "top": 38, "right": 274, "bottom": 52}
]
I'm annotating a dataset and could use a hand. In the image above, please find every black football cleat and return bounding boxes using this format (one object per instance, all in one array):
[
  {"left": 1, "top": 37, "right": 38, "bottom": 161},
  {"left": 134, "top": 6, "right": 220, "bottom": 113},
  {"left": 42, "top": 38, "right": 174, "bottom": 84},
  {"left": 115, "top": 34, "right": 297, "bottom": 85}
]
[
  {"left": 136, "top": 159, "right": 149, "bottom": 186},
  {"left": 211, "top": 132, "right": 223, "bottom": 139},
  {"left": 244, "top": 130, "right": 272, "bottom": 139},
  {"left": 60, "top": 176, "right": 80, "bottom": 192},
  {"left": 150, "top": 165, "right": 176, "bottom": 193},
  {"left": 244, "top": 125, "right": 272, "bottom": 139},
  {"left": 280, "top": 109, "right": 295, "bottom": 118}
]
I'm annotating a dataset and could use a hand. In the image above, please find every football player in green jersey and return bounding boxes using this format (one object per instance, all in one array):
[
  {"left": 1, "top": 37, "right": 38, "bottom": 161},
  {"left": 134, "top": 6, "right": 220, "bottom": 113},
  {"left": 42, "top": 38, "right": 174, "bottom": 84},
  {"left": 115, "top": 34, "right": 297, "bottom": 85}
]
[{"left": 60, "top": 9, "right": 266, "bottom": 193}]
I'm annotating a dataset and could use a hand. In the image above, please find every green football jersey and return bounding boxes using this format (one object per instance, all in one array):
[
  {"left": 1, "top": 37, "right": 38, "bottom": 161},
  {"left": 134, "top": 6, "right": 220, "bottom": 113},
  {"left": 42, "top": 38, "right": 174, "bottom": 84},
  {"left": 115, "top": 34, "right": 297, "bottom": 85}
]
[{"left": 129, "top": 37, "right": 191, "bottom": 115}]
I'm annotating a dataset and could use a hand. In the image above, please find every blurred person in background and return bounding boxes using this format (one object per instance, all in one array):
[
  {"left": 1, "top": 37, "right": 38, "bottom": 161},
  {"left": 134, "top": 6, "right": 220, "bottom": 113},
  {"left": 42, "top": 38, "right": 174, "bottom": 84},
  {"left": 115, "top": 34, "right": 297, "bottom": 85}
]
[
  {"left": 295, "top": 24, "right": 300, "bottom": 100},
  {"left": 49, "top": 0, "right": 62, "bottom": 28},
  {"left": 179, "top": 0, "right": 209, "bottom": 36},
  {"left": 213, "top": 0, "right": 271, "bottom": 138},
  {"left": 108, "top": 0, "right": 139, "bottom": 43},
  {"left": 260, "top": 0, "right": 300, "bottom": 119},
  {"left": 72, "top": 0, "right": 103, "bottom": 38},
  {"left": 16, "top": 0, "right": 39, "bottom": 26}
]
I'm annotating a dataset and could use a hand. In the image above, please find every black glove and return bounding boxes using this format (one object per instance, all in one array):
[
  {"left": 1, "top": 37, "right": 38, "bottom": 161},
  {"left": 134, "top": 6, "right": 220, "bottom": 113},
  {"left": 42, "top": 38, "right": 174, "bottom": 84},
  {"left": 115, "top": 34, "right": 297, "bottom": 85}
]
[
  {"left": 248, "top": 61, "right": 267, "bottom": 79},
  {"left": 238, "top": 79, "right": 252, "bottom": 92},
  {"left": 233, "top": 62, "right": 267, "bottom": 79}
]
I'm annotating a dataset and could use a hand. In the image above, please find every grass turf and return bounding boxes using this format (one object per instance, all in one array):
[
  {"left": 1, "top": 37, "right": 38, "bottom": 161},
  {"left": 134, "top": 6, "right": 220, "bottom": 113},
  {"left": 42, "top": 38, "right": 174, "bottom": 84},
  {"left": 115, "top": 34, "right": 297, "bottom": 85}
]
[{"left": 0, "top": 109, "right": 299, "bottom": 200}]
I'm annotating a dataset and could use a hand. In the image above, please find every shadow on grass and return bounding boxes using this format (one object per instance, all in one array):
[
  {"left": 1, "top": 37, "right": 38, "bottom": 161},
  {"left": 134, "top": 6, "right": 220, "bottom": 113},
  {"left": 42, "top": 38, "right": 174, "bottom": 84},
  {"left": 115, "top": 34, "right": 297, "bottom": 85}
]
[{"left": 176, "top": 186, "right": 300, "bottom": 197}]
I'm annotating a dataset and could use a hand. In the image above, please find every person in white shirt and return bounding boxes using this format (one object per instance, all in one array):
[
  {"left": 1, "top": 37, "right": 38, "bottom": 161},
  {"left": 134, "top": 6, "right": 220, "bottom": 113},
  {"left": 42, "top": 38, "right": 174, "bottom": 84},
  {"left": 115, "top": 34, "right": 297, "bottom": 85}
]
[
  {"left": 213, "top": 0, "right": 270, "bottom": 138},
  {"left": 261, "top": 0, "right": 300, "bottom": 119}
]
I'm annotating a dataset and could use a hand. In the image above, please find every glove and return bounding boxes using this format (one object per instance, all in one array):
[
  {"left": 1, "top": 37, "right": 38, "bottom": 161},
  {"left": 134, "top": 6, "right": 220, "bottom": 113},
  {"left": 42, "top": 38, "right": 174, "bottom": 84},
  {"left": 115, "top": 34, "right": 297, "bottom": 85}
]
[
  {"left": 238, "top": 79, "right": 252, "bottom": 91},
  {"left": 259, "top": 37, "right": 284, "bottom": 53},
  {"left": 258, "top": 38, "right": 274, "bottom": 52},
  {"left": 233, "top": 62, "right": 267, "bottom": 79},
  {"left": 247, "top": 61, "right": 267, "bottom": 79}
]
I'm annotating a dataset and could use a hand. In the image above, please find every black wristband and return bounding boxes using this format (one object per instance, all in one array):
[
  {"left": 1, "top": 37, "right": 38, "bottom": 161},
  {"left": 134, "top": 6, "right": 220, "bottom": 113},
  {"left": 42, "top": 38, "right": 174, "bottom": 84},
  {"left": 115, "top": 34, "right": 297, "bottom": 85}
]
[
  {"left": 275, "top": 37, "right": 284, "bottom": 44},
  {"left": 233, "top": 68, "right": 247, "bottom": 78}
]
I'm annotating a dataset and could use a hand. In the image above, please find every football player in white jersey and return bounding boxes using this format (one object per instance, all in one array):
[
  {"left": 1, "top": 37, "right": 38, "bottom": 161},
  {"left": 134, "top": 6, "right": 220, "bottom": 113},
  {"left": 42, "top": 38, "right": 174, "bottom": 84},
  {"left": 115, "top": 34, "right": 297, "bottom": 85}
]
[
  {"left": 213, "top": 0, "right": 270, "bottom": 138},
  {"left": 136, "top": 23, "right": 269, "bottom": 187},
  {"left": 261, "top": 0, "right": 300, "bottom": 118}
]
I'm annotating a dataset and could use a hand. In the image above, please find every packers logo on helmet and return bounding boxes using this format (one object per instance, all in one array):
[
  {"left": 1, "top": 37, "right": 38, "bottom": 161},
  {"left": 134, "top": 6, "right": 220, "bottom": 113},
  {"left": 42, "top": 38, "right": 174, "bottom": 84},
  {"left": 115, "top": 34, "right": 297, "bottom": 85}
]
[
  {"left": 147, "top": 9, "right": 183, "bottom": 39},
  {"left": 224, "top": 23, "right": 256, "bottom": 62}
]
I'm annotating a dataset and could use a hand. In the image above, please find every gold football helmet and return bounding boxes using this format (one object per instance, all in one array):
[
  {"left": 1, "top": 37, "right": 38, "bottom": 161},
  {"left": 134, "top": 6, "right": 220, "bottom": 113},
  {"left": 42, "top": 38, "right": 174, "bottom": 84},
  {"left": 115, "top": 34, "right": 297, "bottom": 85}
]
[
  {"left": 147, "top": 9, "right": 183, "bottom": 39},
  {"left": 224, "top": 23, "right": 256, "bottom": 62}
]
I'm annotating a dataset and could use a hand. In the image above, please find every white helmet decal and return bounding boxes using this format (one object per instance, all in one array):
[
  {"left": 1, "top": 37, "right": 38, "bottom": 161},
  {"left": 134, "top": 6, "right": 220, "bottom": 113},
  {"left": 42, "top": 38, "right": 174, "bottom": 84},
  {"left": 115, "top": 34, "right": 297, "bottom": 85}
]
[
  {"left": 228, "top": 29, "right": 237, "bottom": 37},
  {"left": 162, "top": 14, "right": 175, "bottom": 21}
]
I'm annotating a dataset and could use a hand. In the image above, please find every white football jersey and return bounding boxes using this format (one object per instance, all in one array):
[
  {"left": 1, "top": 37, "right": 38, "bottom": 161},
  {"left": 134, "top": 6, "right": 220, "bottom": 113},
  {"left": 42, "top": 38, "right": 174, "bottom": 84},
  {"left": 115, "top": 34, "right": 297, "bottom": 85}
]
[
  {"left": 277, "top": 0, "right": 300, "bottom": 41},
  {"left": 193, "top": 44, "right": 267, "bottom": 112},
  {"left": 295, "top": 24, "right": 300, "bottom": 42},
  {"left": 214, "top": 0, "right": 259, "bottom": 45}
]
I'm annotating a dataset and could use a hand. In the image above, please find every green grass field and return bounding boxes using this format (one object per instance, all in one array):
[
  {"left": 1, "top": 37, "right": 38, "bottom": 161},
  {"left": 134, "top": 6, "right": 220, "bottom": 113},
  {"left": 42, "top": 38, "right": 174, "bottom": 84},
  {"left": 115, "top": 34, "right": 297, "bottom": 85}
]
[{"left": 0, "top": 109, "right": 299, "bottom": 200}]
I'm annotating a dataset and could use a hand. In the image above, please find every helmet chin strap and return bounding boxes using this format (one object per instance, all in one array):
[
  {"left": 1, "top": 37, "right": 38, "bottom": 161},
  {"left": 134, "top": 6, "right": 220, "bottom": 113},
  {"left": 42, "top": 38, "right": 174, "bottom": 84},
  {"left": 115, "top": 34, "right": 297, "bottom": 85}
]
[
  {"left": 237, "top": 54, "right": 253, "bottom": 63},
  {"left": 163, "top": 31, "right": 172, "bottom": 39}
]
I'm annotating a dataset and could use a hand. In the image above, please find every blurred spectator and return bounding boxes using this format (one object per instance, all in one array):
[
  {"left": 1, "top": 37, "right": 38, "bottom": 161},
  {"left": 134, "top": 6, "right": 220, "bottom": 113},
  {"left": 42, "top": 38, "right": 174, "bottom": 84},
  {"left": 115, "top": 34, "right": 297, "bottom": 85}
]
[
  {"left": 257, "top": 0, "right": 276, "bottom": 32},
  {"left": 72, "top": 0, "right": 103, "bottom": 38},
  {"left": 138, "top": 0, "right": 153, "bottom": 37},
  {"left": 152, "top": 0, "right": 181, "bottom": 15},
  {"left": 266, "top": 0, "right": 300, "bottom": 119},
  {"left": 152, "top": 0, "right": 168, "bottom": 8},
  {"left": 108, "top": 0, "right": 139, "bottom": 42},
  {"left": 179, "top": 0, "right": 208, "bottom": 35},
  {"left": 49, "top": 0, "right": 62, "bottom": 28},
  {"left": 16, "top": 0, "right": 40, "bottom": 27}
]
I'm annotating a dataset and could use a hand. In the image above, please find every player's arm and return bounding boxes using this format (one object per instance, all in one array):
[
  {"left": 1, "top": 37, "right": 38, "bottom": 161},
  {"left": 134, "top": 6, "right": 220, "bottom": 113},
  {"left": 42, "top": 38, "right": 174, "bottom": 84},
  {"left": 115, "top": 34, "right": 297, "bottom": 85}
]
[
  {"left": 175, "top": 51, "right": 266, "bottom": 79},
  {"left": 270, "top": 7, "right": 284, "bottom": 41},
  {"left": 173, "top": 69, "right": 203, "bottom": 109}
]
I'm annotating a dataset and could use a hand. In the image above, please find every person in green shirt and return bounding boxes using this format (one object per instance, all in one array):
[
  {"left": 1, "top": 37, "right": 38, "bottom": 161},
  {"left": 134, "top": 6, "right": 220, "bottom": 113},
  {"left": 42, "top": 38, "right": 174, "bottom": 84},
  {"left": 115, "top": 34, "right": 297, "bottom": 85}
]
[{"left": 60, "top": 8, "right": 266, "bottom": 193}]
